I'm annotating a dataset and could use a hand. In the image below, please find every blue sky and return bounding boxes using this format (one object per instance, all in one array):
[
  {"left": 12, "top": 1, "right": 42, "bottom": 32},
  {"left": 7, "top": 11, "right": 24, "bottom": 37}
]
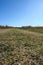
[{"left": 0, "top": 0, "right": 43, "bottom": 27}]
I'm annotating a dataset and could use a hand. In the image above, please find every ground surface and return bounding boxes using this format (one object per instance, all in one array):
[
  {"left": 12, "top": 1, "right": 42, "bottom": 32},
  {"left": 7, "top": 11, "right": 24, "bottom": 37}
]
[{"left": 0, "top": 28, "right": 43, "bottom": 65}]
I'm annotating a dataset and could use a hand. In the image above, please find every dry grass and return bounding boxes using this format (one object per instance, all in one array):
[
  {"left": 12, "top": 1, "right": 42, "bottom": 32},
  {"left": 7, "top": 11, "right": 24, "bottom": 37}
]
[
  {"left": 21, "top": 27, "right": 43, "bottom": 34},
  {"left": 0, "top": 29, "right": 11, "bottom": 34},
  {"left": 0, "top": 28, "right": 43, "bottom": 65}
]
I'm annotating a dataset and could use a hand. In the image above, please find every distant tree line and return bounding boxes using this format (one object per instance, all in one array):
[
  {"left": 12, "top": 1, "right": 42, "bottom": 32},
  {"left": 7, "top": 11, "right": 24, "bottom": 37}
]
[{"left": 0, "top": 25, "right": 14, "bottom": 29}]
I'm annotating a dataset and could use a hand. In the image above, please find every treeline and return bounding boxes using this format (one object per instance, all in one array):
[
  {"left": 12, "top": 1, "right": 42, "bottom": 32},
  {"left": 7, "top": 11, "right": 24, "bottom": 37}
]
[
  {"left": 20, "top": 26, "right": 43, "bottom": 29},
  {"left": 0, "top": 25, "right": 14, "bottom": 29}
]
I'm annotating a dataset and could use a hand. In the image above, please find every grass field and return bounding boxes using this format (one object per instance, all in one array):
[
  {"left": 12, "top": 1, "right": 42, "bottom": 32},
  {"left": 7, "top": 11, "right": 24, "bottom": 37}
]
[
  {"left": 21, "top": 26, "right": 43, "bottom": 34},
  {"left": 0, "top": 28, "right": 43, "bottom": 65}
]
